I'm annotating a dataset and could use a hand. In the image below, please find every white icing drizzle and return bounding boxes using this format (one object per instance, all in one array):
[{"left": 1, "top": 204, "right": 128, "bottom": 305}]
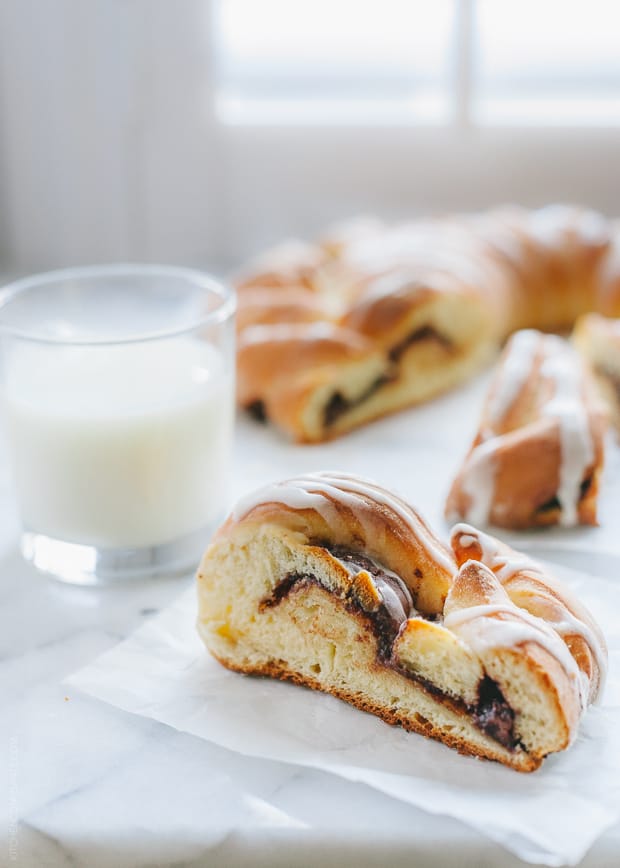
[
  {"left": 453, "top": 530, "right": 477, "bottom": 550},
  {"left": 415, "top": 249, "right": 493, "bottom": 290},
  {"left": 342, "top": 222, "right": 491, "bottom": 289},
  {"left": 528, "top": 204, "right": 574, "bottom": 247},
  {"left": 231, "top": 471, "right": 455, "bottom": 574},
  {"left": 458, "top": 440, "right": 498, "bottom": 527},
  {"left": 576, "top": 209, "right": 610, "bottom": 246},
  {"left": 232, "top": 482, "right": 335, "bottom": 523},
  {"left": 486, "top": 330, "right": 540, "bottom": 426},
  {"left": 451, "top": 523, "right": 545, "bottom": 583},
  {"left": 473, "top": 213, "right": 524, "bottom": 266},
  {"left": 539, "top": 335, "right": 594, "bottom": 527},
  {"left": 461, "top": 332, "right": 595, "bottom": 528},
  {"left": 342, "top": 224, "right": 429, "bottom": 272},
  {"left": 357, "top": 267, "right": 431, "bottom": 305},
  {"left": 450, "top": 524, "right": 607, "bottom": 699},
  {"left": 314, "top": 472, "right": 455, "bottom": 574},
  {"left": 455, "top": 330, "right": 544, "bottom": 528},
  {"left": 528, "top": 205, "right": 608, "bottom": 248},
  {"left": 444, "top": 599, "right": 585, "bottom": 705}
]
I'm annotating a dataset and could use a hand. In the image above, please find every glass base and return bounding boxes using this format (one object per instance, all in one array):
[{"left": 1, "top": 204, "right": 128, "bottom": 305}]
[{"left": 21, "top": 525, "right": 213, "bottom": 585}]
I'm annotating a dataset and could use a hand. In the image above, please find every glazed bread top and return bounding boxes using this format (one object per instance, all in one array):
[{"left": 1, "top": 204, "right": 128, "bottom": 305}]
[
  {"left": 236, "top": 205, "right": 620, "bottom": 344},
  {"left": 445, "top": 330, "right": 608, "bottom": 529},
  {"left": 220, "top": 471, "right": 455, "bottom": 615}
]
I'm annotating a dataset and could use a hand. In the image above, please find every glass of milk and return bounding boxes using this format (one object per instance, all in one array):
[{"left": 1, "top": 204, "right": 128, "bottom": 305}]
[{"left": 0, "top": 265, "right": 235, "bottom": 584}]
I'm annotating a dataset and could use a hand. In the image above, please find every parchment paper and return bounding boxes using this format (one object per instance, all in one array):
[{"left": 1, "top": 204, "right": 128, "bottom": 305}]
[{"left": 68, "top": 561, "right": 620, "bottom": 867}]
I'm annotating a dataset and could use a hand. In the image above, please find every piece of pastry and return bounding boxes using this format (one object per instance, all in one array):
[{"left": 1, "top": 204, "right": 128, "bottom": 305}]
[
  {"left": 573, "top": 312, "right": 620, "bottom": 429},
  {"left": 446, "top": 330, "right": 608, "bottom": 529},
  {"left": 236, "top": 322, "right": 391, "bottom": 436},
  {"left": 197, "top": 472, "right": 606, "bottom": 772},
  {"left": 234, "top": 205, "right": 620, "bottom": 442},
  {"left": 237, "top": 270, "right": 496, "bottom": 441}
]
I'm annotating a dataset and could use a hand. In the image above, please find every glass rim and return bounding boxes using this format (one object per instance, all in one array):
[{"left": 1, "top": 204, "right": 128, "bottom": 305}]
[{"left": 0, "top": 263, "right": 236, "bottom": 346}]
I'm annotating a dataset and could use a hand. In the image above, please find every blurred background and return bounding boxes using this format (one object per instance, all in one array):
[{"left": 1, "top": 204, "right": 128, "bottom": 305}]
[{"left": 0, "top": 0, "right": 619, "bottom": 274}]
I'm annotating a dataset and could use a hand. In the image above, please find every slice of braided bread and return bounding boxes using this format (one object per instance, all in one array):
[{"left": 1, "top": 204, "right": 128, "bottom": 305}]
[
  {"left": 446, "top": 329, "right": 608, "bottom": 529},
  {"left": 197, "top": 472, "right": 606, "bottom": 772}
]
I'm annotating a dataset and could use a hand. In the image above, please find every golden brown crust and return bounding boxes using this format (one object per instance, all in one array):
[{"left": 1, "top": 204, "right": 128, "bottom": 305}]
[
  {"left": 236, "top": 323, "right": 380, "bottom": 405},
  {"left": 233, "top": 206, "right": 620, "bottom": 443}
]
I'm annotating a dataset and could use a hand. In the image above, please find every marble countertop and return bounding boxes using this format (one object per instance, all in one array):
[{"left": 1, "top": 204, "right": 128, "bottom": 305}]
[{"left": 4, "top": 409, "right": 620, "bottom": 868}]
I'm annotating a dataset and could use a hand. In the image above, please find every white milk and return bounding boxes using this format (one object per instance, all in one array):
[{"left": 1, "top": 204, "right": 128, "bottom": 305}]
[{"left": 3, "top": 338, "right": 234, "bottom": 549}]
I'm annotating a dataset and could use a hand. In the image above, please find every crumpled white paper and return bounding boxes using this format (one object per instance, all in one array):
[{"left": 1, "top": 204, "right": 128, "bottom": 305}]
[{"left": 68, "top": 561, "right": 620, "bottom": 867}]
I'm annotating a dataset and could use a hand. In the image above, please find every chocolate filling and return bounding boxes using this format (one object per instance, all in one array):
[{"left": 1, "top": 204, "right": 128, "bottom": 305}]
[
  {"left": 474, "top": 676, "right": 516, "bottom": 749},
  {"left": 260, "top": 545, "right": 518, "bottom": 751},
  {"left": 259, "top": 549, "right": 412, "bottom": 659},
  {"left": 323, "top": 373, "right": 396, "bottom": 428},
  {"left": 323, "top": 392, "right": 349, "bottom": 427},
  {"left": 259, "top": 571, "right": 307, "bottom": 609},
  {"left": 246, "top": 400, "right": 267, "bottom": 423},
  {"left": 322, "top": 325, "right": 453, "bottom": 428},
  {"left": 245, "top": 325, "right": 454, "bottom": 428},
  {"left": 328, "top": 545, "right": 414, "bottom": 659}
]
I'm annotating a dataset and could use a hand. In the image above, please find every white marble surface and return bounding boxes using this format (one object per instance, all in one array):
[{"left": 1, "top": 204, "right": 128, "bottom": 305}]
[{"left": 3, "top": 394, "right": 620, "bottom": 868}]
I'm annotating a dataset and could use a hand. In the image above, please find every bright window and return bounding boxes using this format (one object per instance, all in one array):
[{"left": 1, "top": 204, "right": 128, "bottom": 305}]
[
  {"left": 215, "top": 0, "right": 456, "bottom": 123},
  {"left": 474, "top": 0, "right": 620, "bottom": 125},
  {"left": 215, "top": 0, "right": 620, "bottom": 126}
]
